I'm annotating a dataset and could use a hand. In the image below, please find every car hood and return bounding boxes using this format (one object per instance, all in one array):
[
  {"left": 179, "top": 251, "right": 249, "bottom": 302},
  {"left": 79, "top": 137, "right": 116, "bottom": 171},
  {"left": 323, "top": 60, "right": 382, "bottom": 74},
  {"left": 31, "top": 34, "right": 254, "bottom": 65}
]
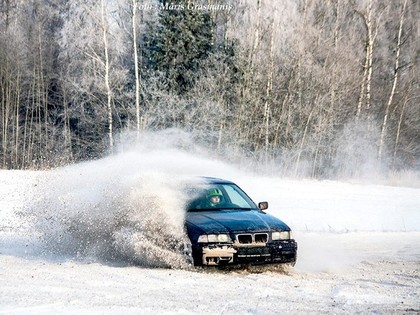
[{"left": 186, "top": 209, "right": 290, "bottom": 240}]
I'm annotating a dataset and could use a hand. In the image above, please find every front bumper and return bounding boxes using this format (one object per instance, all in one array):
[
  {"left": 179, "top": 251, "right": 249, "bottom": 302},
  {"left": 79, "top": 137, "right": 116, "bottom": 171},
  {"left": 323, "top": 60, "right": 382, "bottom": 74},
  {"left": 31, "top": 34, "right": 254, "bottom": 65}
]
[{"left": 193, "top": 240, "right": 297, "bottom": 266}]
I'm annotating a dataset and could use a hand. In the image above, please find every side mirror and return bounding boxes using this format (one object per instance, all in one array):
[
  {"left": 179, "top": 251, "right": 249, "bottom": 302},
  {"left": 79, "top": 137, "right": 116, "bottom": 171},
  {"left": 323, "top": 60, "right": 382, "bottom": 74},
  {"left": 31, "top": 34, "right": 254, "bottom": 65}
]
[{"left": 258, "top": 201, "right": 268, "bottom": 210}]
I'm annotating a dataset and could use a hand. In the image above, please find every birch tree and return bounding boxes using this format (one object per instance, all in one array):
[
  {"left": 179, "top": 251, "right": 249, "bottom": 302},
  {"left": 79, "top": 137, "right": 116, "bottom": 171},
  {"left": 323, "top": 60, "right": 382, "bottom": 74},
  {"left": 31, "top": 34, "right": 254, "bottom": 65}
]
[
  {"left": 131, "top": 0, "right": 142, "bottom": 138},
  {"left": 100, "top": 0, "right": 113, "bottom": 152},
  {"left": 355, "top": 0, "right": 381, "bottom": 118},
  {"left": 262, "top": 14, "right": 276, "bottom": 157},
  {"left": 378, "top": 0, "right": 407, "bottom": 161}
]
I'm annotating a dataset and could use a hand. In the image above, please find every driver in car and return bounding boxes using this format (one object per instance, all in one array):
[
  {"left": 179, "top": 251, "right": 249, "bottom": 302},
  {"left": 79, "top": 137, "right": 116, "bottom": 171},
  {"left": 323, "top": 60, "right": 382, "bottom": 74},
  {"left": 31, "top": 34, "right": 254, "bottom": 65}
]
[{"left": 206, "top": 188, "right": 223, "bottom": 207}]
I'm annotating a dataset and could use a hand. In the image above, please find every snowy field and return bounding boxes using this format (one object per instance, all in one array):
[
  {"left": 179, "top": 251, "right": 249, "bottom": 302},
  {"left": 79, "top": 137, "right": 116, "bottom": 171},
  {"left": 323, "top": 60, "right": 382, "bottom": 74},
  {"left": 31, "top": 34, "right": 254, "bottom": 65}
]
[{"left": 1, "top": 139, "right": 419, "bottom": 314}]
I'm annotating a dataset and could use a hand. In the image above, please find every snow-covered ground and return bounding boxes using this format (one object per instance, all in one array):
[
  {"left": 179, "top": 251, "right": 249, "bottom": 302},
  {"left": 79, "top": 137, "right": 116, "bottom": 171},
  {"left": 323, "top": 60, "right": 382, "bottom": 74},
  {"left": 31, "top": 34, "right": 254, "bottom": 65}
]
[{"left": 1, "top": 138, "right": 419, "bottom": 314}]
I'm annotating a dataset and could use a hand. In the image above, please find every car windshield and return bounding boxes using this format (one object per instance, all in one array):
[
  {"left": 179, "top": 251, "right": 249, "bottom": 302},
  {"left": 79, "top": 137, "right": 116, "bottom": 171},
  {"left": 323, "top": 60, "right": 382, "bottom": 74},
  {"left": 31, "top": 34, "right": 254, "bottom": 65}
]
[{"left": 186, "top": 183, "right": 257, "bottom": 211}]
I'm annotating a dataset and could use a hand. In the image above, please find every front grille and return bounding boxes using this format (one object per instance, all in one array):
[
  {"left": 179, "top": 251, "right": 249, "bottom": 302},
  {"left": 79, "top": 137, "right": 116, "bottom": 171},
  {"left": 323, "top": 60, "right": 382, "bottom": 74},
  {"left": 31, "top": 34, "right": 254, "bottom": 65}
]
[
  {"left": 237, "top": 234, "right": 252, "bottom": 244},
  {"left": 236, "top": 233, "right": 268, "bottom": 245},
  {"left": 255, "top": 233, "right": 268, "bottom": 243}
]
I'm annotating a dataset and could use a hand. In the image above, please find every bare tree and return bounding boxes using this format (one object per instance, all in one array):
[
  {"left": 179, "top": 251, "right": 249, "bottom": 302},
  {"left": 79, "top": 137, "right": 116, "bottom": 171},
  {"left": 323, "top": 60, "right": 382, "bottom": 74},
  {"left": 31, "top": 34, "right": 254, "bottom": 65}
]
[
  {"left": 262, "top": 13, "right": 277, "bottom": 158},
  {"left": 378, "top": 0, "right": 408, "bottom": 161},
  {"left": 355, "top": 0, "right": 381, "bottom": 118},
  {"left": 132, "top": 0, "right": 142, "bottom": 139},
  {"left": 100, "top": 0, "right": 113, "bottom": 152}
]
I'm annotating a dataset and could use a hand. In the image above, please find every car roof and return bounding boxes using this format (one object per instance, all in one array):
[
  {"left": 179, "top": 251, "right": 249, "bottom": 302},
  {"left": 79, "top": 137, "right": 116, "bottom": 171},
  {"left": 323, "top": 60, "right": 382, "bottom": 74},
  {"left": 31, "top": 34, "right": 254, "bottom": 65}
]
[{"left": 199, "top": 176, "right": 235, "bottom": 185}]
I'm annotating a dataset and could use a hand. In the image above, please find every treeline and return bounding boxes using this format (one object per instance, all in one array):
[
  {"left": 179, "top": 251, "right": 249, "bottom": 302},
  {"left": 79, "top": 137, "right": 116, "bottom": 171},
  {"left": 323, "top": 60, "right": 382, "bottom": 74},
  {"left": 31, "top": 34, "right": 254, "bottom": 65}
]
[{"left": 0, "top": 0, "right": 419, "bottom": 178}]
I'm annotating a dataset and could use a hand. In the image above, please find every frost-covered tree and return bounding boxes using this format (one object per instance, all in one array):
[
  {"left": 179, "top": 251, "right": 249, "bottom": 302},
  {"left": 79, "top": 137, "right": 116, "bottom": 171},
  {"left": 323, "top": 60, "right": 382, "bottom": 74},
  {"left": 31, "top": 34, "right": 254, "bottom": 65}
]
[
  {"left": 0, "top": 0, "right": 418, "bottom": 177},
  {"left": 58, "top": 0, "right": 129, "bottom": 157},
  {"left": 143, "top": 0, "right": 214, "bottom": 94}
]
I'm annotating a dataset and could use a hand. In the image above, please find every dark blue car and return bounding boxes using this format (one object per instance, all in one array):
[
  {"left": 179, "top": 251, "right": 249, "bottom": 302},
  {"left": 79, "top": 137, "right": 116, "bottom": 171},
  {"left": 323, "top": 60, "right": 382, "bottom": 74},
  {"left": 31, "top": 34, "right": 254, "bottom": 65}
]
[{"left": 185, "top": 177, "right": 297, "bottom": 266}]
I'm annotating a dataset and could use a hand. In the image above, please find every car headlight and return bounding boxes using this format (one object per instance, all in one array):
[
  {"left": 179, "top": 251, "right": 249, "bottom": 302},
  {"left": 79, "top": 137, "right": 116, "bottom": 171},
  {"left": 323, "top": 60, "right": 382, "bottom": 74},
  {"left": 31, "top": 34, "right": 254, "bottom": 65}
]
[
  {"left": 272, "top": 231, "right": 291, "bottom": 240},
  {"left": 197, "top": 234, "right": 231, "bottom": 243}
]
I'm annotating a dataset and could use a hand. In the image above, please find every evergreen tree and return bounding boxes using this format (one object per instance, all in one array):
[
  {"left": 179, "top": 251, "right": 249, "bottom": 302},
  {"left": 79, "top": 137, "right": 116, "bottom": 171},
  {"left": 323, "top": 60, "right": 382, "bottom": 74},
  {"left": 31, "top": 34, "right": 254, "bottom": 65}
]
[{"left": 144, "top": 0, "right": 214, "bottom": 94}]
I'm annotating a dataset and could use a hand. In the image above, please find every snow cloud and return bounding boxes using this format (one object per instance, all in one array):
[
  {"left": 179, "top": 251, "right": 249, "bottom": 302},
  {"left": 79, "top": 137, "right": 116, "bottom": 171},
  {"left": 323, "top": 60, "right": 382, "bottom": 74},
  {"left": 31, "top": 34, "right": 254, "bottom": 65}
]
[{"left": 15, "top": 130, "right": 242, "bottom": 268}]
